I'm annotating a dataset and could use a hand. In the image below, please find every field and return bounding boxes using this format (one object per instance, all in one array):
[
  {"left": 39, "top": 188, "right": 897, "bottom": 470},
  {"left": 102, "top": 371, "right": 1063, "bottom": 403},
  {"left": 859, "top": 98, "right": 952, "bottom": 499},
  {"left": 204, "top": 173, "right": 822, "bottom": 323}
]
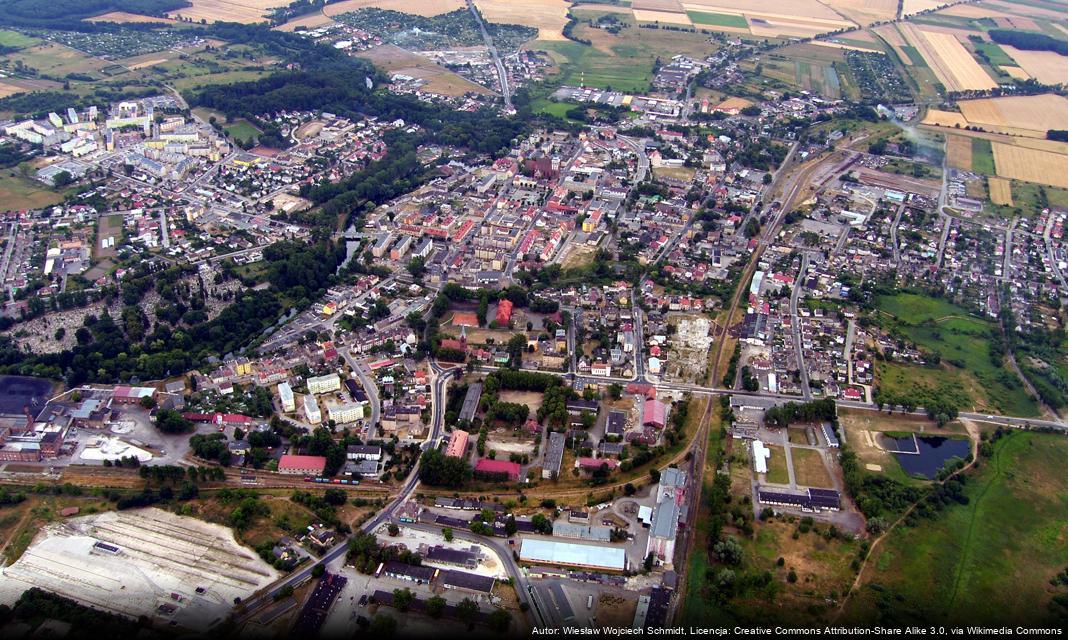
[
  {"left": 821, "top": 0, "right": 898, "bottom": 26},
  {"left": 764, "top": 444, "right": 790, "bottom": 484},
  {"left": 988, "top": 176, "right": 1013, "bottom": 206},
  {"left": 358, "top": 44, "right": 493, "bottom": 96},
  {"left": 901, "top": 0, "right": 947, "bottom": 14},
  {"left": 971, "top": 138, "right": 995, "bottom": 175},
  {"left": 87, "top": 11, "right": 181, "bottom": 24},
  {"left": 873, "top": 24, "right": 912, "bottom": 65},
  {"left": 790, "top": 447, "right": 832, "bottom": 488},
  {"left": 1001, "top": 45, "right": 1068, "bottom": 85},
  {"left": 945, "top": 135, "right": 972, "bottom": 170},
  {"left": 838, "top": 409, "right": 969, "bottom": 485},
  {"left": 844, "top": 431, "right": 1068, "bottom": 626},
  {"left": 875, "top": 294, "right": 1038, "bottom": 417},
  {"left": 958, "top": 94, "right": 1068, "bottom": 137},
  {"left": 0, "top": 30, "right": 39, "bottom": 49},
  {"left": 897, "top": 23, "right": 996, "bottom": 92},
  {"left": 685, "top": 10, "right": 747, "bottom": 28},
  {"left": 992, "top": 143, "right": 1068, "bottom": 190},
  {"left": 322, "top": 0, "right": 465, "bottom": 19},
  {"left": 476, "top": 0, "right": 570, "bottom": 40},
  {"left": 744, "top": 43, "right": 853, "bottom": 100},
  {"left": 0, "top": 172, "right": 68, "bottom": 211},
  {"left": 224, "top": 119, "right": 262, "bottom": 144},
  {"left": 169, "top": 0, "right": 291, "bottom": 23},
  {"left": 677, "top": 0, "right": 856, "bottom": 37},
  {"left": 1, "top": 43, "right": 109, "bottom": 78}
]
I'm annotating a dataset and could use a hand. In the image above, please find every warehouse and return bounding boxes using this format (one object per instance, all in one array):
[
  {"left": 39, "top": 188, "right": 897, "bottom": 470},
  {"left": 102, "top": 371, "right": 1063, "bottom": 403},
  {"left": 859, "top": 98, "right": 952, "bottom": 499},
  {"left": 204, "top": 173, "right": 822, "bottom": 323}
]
[
  {"left": 459, "top": 383, "right": 483, "bottom": 423},
  {"left": 519, "top": 537, "right": 627, "bottom": 572},
  {"left": 752, "top": 440, "right": 770, "bottom": 474}
]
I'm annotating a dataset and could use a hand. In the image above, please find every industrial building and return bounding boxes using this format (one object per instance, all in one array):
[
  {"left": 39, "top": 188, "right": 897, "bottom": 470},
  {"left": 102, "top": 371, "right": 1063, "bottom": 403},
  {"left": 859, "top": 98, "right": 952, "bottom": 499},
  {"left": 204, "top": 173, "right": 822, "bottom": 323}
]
[
  {"left": 752, "top": 440, "right": 771, "bottom": 475},
  {"left": 518, "top": 538, "right": 627, "bottom": 572},
  {"left": 459, "top": 383, "right": 482, "bottom": 423},
  {"left": 278, "top": 454, "right": 327, "bottom": 476},
  {"left": 542, "top": 431, "right": 565, "bottom": 479}
]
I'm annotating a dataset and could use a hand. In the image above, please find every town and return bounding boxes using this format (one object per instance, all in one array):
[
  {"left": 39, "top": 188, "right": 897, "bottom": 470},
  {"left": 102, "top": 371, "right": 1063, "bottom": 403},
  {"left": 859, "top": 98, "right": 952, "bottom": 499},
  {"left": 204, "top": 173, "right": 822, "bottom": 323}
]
[{"left": 0, "top": 0, "right": 1066, "bottom": 638}]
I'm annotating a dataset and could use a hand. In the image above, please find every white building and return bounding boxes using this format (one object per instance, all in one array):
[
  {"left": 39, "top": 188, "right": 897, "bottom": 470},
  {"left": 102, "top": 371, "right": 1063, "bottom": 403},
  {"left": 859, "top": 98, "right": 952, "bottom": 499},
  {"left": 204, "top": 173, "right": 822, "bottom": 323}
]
[
  {"left": 303, "top": 394, "right": 322, "bottom": 424},
  {"left": 752, "top": 440, "right": 770, "bottom": 474},
  {"left": 307, "top": 373, "right": 341, "bottom": 395},
  {"left": 326, "top": 401, "right": 364, "bottom": 425},
  {"left": 278, "top": 382, "right": 295, "bottom": 413}
]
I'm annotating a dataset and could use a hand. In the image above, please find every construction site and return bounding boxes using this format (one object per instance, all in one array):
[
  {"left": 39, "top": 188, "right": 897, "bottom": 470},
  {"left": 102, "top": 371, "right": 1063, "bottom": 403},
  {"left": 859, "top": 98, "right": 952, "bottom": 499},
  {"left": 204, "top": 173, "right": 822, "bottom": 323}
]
[{"left": 0, "top": 508, "right": 279, "bottom": 632}]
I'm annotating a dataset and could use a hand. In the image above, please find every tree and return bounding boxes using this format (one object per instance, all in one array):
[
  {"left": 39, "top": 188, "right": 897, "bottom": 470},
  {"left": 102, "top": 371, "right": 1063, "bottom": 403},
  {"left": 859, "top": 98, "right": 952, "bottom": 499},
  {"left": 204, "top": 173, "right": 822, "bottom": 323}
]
[
  {"left": 52, "top": 170, "right": 74, "bottom": 188},
  {"left": 442, "top": 527, "right": 454, "bottom": 542},
  {"left": 154, "top": 409, "right": 194, "bottom": 434},
  {"left": 406, "top": 256, "right": 426, "bottom": 279},
  {"left": 139, "top": 396, "right": 157, "bottom": 409},
  {"left": 713, "top": 537, "right": 744, "bottom": 565},
  {"left": 370, "top": 614, "right": 397, "bottom": 637},
  {"left": 392, "top": 588, "right": 414, "bottom": 612},
  {"left": 426, "top": 595, "right": 446, "bottom": 618},
  {"left": 387, "top": 523, "right": 400, "bottom": 536},
  {"left": 456, "top": 597, "right": 479, "bottom": 624},
  {"left": 489, "top": 608, "right": 511, "bottom": 633}
]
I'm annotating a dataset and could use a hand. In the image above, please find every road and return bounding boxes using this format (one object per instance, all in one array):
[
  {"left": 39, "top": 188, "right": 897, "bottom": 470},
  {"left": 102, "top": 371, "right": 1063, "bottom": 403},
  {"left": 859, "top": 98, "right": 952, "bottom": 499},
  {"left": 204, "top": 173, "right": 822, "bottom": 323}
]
[
  {"left": 889, "top": 203, "right": 904, "bottom": 266},
  {"left": 466, "top": 0, "right": 512, "bottom": 112},
  {"left": 342, "top": 353, "right": 381, "bottom": 434},
  {"left": 790, "top": 253, "right": 812, "bottom": 400}
]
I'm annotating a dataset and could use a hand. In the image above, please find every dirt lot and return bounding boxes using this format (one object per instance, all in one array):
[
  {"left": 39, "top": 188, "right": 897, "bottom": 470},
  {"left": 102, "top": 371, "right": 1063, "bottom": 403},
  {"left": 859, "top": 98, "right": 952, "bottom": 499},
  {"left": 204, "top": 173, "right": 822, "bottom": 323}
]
[
  {"left": 498, "top": 390, "right": 544, "bottom": 415},
  {"left": 790, "top": 447, "right": 832, "bottom": 488}
]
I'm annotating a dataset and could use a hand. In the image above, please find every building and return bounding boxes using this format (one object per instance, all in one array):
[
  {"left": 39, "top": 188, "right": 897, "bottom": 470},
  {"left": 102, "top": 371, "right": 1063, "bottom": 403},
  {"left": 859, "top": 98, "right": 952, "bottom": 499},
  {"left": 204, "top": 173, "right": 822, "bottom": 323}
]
[
  {"left": 752, "top": 440, "right": 770, "bottom": 475},
  {"left": 445, "top": 429, "right": 470, "bottom": 458},
  {"left": 307, "top": 373, "right": 341, "bottom": 395},
  {"left": 758, "top": 488, "right": 841, "bottom": 512},
  {"left": 425, "top": 546, "right": 479, "bottom": 569},
  {"left": 821, "top": 423, "right": 840, "bottom": 448},
  {"left": 552, "top": 521, "right": 613, "bottom": 542},
  {"left": 438, "top": 569, "right": 496, "bottom": 595},
  {"left": 645, "top": 500, "right": 680, "bottom": 562},
  {"left": 303, "top": 394, "right": 322, "bottom": 424},
  {"left": 605, "top": 411, "right": 626, "bottom": 439},
  {"left": 346, "top": 445, "right": 382, "bottom": 461},
  {"left": 542, "top": 431, "right": 565, "bottom": 479},
  {"left": 343, "top": 458, "right": 379, "bottom": 477},
  {"left": 474, "top": 459, "right": 521, "bottom": 481},
  {"left": 518, "top": 538, "right": 627, "bottom": 572},
  {"left": 326, "top": 401, "right": 364, "bottom": 424},
  {"left": 642, "top": 399, "right": 667, "bottom": 429},
  {"left": 278, "top": 382, "right": 295, "bottom": 413},
  {"left": 495, "top": 299, "right": 514, "bottom": 325},
  {"left": 633, "top": 587, "right": 672, "bottom": 628},
  {"left": 112, "top": 385, "right": 156, "bottom": 405},
  {"left": 278, "top": 454, "right": 327, "bottom": 476},
  {"left": 459, "top": 383, "right": 482, "bottom": 423},
  {"left": 381, "top": 560, "right": 436, "bottom": 583}
]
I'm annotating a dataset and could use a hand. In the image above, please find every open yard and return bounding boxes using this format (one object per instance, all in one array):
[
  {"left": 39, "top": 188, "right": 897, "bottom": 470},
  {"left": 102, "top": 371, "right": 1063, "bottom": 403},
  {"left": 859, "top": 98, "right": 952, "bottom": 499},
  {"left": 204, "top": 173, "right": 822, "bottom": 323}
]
[
  {"left": 790, "top": 447, "right": 832, "bottom": 488},
  {"left": 844, "top": 431, "right": 1068, "bottom": 626},
  {"left": 764, "top": 444, "right": 790, "bottom": 485}
]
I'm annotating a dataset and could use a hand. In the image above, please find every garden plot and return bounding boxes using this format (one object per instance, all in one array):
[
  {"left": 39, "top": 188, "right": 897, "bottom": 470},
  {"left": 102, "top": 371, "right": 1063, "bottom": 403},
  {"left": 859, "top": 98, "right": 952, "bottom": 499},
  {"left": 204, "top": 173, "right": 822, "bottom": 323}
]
[{"left": 0, "top": 508, "right": 278, "bottom": 632}]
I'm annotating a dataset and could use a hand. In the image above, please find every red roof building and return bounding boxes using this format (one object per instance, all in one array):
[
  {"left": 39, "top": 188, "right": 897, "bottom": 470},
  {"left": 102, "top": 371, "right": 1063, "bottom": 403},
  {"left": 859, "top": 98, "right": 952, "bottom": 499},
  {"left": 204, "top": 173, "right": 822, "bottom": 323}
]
[
  {"left": 577, "top": 457, "right": 619, "bottom": 471},
  {"left": 278, "top": 454, "right": 327, "bottom": 476},
  {"left": 642, "top": 399, "right": 667, "bottom": 429},
  {"left": 445, "top": 430, "right": 469, "bottom": 458},
  {"left": 474, "top": 459, "right": 520, "bottom": 481}
]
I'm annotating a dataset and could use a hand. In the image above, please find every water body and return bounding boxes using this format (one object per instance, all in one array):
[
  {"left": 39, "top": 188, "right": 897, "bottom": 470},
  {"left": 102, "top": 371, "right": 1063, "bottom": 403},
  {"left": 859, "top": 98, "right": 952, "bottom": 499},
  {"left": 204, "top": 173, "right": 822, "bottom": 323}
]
[{"left": 885, "top": 434, "right": 971, "bottom": 479}]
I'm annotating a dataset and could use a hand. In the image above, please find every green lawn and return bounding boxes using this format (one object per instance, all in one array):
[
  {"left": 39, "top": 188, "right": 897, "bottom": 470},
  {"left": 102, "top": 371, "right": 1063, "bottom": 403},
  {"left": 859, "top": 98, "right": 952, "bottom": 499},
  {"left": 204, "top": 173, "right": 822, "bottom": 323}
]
[
  {"left": 0, "top": 30, "right": 39, "bottom": 49},
  {"left": 971, "top": 138, "right": 995, "bottom": 175},
  {"left": 764, "top": 445, "right": 790, "bottom": 484},
  {"left": 844, "top": 431, "right": 1068, "bottom": 625},
  {"left": 530, "top": 98, "right": 581, "bottom": 121},
  {"left": 876, "top": 293, "right": 966, "bottom": 323},
  {"left": 224, "top": 119, "right": 261, "bottom": 144},
  {"left": 686, "top": 10, "right": 748, "bottom": 28}
]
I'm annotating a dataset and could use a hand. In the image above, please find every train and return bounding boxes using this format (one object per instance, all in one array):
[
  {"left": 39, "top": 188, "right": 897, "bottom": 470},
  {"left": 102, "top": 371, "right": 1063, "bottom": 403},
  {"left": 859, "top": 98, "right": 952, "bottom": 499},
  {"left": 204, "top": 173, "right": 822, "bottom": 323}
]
[{"left": 303, "top": 476, "right": 360, "bottom": 485}]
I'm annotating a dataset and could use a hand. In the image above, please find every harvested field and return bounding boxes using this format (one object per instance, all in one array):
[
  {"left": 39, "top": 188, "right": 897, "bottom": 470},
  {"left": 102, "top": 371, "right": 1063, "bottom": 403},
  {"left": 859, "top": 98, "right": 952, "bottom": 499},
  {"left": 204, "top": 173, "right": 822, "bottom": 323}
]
[
  {"left": 323, "top": 0, "right": 464, "bottom": 18},
  {"left": 0, "top": 508, "right": 278, "bottom": 631},
  {"left": 811, "top": 39, "right": 884, "bottom": 53},
  {"left": 169, "top": 0, "right": 291, "bottom": 23},
  {"left": 992, "top": 143, "right": 1068, "bottom": 189},
  {"left": 0, "top": 82, "right": 24, "bottom": 98},
  {"left": 634, "top": 0, "right": 686, "bottom": 10},
  {"left": 958, "top": 94, "right": 1068, "bottom": 136},
  {"left": 874, "top": 23, "right": 912, "bottom": 64},
  {"left": 918, "top": 125, "right": 1068, "bottom": 156},
  {"left": 358, "top": 44, "right": 493, "bottom": 96},
  {"left": 988, "top": 176, "right": 1013, "bottom": 206},
  {"left": 476, "top": 0, "right": 570, "bottom": 40},
  {"left": 902, "top": 0, "right": 947, "bottom": 15},
  {"left": 790, "top": 447, "right": 832, "bottom": 488},
  {"left": 946, "top": 135, "right": 972, "bottom": 170},
  {"left": 274, "top": 12, "right": 334, "bottom": 30},
  {"left": 987, "top": 0, "right": 1068, "bottom": 20},
  {"left": 939, "top": 3, "right": 1013, "bottom": 19},
  {"left": 87, "top": 11, "right": 180, "bottom": 24},
  {"left": 634, "top": 9, "right": 694, "bottom": 24},
  {"left": 681, "top": 0, "right": 854, "bottom": 36},
  {"left": 1001, "top": 46, "right": 1068, "bottom": 86},
  {"left": 899, "top": 24, "right": 996, "bottom": 91},
  {"left": 820, "top": 0, "right": 898, "bottom": 26},
  {"left": 1001, "top": 65, "right": 1029, "bottom": 80}
]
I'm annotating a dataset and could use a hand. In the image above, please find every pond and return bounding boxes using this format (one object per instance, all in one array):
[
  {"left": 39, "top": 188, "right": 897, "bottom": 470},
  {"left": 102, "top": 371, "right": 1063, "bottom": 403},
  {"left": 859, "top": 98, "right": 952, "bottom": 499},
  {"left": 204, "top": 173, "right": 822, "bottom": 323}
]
[{"left": 884, "top": 433, "right": 971, "bottom": 479}]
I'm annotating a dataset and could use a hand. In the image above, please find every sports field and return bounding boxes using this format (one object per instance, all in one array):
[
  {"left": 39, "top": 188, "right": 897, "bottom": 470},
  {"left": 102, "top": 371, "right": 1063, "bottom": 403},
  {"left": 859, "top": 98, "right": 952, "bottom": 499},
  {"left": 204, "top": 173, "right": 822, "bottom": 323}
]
[{"left": 844, "top": 431, "right": 1068, "bottom": 625}]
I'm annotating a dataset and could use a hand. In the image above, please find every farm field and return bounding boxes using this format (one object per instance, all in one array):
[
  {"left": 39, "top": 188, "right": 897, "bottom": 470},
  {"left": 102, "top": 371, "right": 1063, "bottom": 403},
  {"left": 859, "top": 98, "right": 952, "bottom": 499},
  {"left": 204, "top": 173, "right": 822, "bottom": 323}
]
[
  {"left": 675, "top": 0, "right": 855, "bottom": 37},
  {"left": 958, "top": 94, "right": 1068, "bottom": 137},
  {"left": 323, "top": 0, "right": 465, "bottom": 18},
  {"left": 992, "top": 143, "right": 1068, "bottom": 190},
  {"left": 875, "top": 293, "right": 1038, "bottom": 417},
  {"left": 476, "top": 0, "right": 570, "bottom": 40},
  {"left": 897, "top": 23, "right": 996, "bottom": 92},
  {"left": 685, "top": 10, "right": 747, "bottom": 28},
  {"left": 1001, "top": 45, "right": 1068, "bottom": 85},
  {"left": 358, "top": 44, "right": 493, "bottom": 96},
  {"left": 87, "top": 11, "right": 181, "bottom": 24},
  {"left": 945, "top": 135, "right": 972, "bottom": 170},
  {"left": 1, "top": 43, "right": 109, "bottom": 78},
  {"left": 0, "top": 30, "right": 39, "bottom": 49},
  {"left": 988, "top": 176, "right": 1013, "bottom": 206},
  {"left": 169, "top": 0, "right": 291, "bottom": 23},
  {"left": 902, "top": 0, "right": 947, "bottom": 15},
  {"left": 971, "top": 138, "right": 994, "bottom": 175},
  {"left": 821, "top": 0, "right": 898, "bottom": 26},
  {"left": 844, "top": 431, "right": 1068, "bottom": 626},
  {"left": 634, "top": 8, "right": 694, "bottom": 25}
]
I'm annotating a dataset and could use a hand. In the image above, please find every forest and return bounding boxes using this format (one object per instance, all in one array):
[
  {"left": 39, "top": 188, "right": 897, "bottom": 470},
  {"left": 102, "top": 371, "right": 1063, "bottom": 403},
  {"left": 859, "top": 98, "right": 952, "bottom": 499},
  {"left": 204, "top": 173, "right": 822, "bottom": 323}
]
[
  {"left": 0, "top": 0, "right": 187, "bottom": 29},
  {"left": 988, "top": 29, "right": 1068, "bottom": 56}
]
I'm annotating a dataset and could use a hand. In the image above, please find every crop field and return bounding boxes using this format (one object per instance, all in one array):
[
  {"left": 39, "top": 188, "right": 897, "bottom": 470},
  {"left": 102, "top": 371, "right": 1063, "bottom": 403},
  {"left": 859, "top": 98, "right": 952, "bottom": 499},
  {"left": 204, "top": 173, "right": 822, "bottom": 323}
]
[
  {"left": 476, "top": 0, "right": 570, "bottom": 40},
  {"left": 844, "top": 431, "right": 1068, "bottom": 626},
  {"left": 323, "top": 0, "right": 465, "bottom": 19},
  {"left": 1001, "top": 45, "right": 1068, "bottom": 85},
  {"left": 902, "top": 0, "right": 948, "bottom": 14},
  {"left": 679, "top": 0, "right": 855, "bottom": 37},
  {"left": 898, "top": 24, "right": 996, "bottom": 92},
  {"left": 2, "top": 43, "right": 109, "bottom": 78},
  {"left": 945, "top": 135, "right": 972, "bottom": 170},
  {"left": 821, "top": 0, "right": 899, "bottom": 26},
  {"left": 988, "top": 176, "right": 1013, "bottom": 206},
  {"left": 992, "top": 143, "right": 1068, "bottom": 189},
  {"left": 685, "top": 10, "right": 747, "bottom": 28},
  {"left": 0, "top": 30, "right": 39, "bottom": 49},
  {"left": 971, "top": 138, "right": 995, "bottom": 174},
  {"left": 169, "top": 0, "right": 291, "bottom": 23},
  {"left": 86, "top": 11, "right": 181, "bottom": 24},
  {"left": 959, "top": 94, "right": 1068, "bottom": 137}
]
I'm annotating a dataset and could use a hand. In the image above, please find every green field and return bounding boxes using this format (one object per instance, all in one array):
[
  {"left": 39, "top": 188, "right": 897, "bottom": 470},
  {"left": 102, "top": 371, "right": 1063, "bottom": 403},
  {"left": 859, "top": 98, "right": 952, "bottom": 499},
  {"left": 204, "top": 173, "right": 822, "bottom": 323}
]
[
  {"left": 530, "top": 97, "right": 581, "bottom": 121},
  {"left": 0, "top": 170, "right": 69, "bottom": 212},
  {"left": 0, "top": 30, "right": 39, "bottom": 49},
  {"left": 971, "top": 41, "right": 1017, "bottom": 68},
  {"left": 224, "top": 119, "right": 261, "bottom": 144},
  {"left": 971, "top": 138, "right": 995, "bottom": 175},
  {"left": 876, "top": 294, "right": 1038, "bottom": 417},
  {"left": 686, "top": 10, "right": 748, "bottom": 28},
  {"left": 845, "top": 431, "right": 1068, "bottom": 625}
]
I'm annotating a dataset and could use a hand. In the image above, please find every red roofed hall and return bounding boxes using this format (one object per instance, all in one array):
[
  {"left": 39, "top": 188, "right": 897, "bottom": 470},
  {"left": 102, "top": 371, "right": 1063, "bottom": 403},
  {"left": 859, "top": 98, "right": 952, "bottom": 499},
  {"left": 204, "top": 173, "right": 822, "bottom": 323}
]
[
  {"left": 642, "top": 399, "right": 667, "bottom": 429},
  {"left": 474, "top": 458, "right": 520, "bottom": 481},
  {"left": 278, "top": 454, "right": 328, "bottom": 476},
  {"left": 445, "top": 430, "right": 469, "bottom": 458},
  {"left": 495, "top": 299, "right": 514, "bottom": 325}
]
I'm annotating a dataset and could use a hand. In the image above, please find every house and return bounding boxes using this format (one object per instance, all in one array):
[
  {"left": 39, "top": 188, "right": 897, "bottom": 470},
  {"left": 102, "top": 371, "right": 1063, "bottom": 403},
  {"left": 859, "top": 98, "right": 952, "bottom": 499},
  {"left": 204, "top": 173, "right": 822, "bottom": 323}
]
[
  {"left": 346, "top": 445, "right": 382, "bottom": 461},
  {"left": 278, "top": 454, "right": 327, "bottom": 476},
  {"left": 445, "top": 429, "right": 470, "bottom": 458},
  {"left": 112, "top": 385, "right": 156, "bottom": 405}
]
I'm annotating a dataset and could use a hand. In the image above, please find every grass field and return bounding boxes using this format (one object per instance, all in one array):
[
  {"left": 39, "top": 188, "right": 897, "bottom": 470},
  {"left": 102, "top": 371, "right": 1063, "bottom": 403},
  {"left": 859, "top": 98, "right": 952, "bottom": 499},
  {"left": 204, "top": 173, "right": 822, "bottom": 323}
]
[
  {"left": 844, "top": 431, "right": 1068, "bottom": 625},
  {"left": 790, "top": 447, "right": 832, "bottom": 487},
  {"left": 224, "top": 119, "right": 262, "bottom": 144},
  {"left": 0, "top": 30, "right": 39, "bottom": 49},
  {"left": 971, "top": 138, "right": 995, "bottom": 174},
  {"left": 875, "top": 293, "right": 1038, "bottom": 417},
  {"left": 764, "top": 445, "right": 790, "bottom": 484},
  {"left": 686, "top": 10, "right": 747, "bottom": 27},
  {"left": 0, "top": 171, "right": 68, "bottom": 212}
]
